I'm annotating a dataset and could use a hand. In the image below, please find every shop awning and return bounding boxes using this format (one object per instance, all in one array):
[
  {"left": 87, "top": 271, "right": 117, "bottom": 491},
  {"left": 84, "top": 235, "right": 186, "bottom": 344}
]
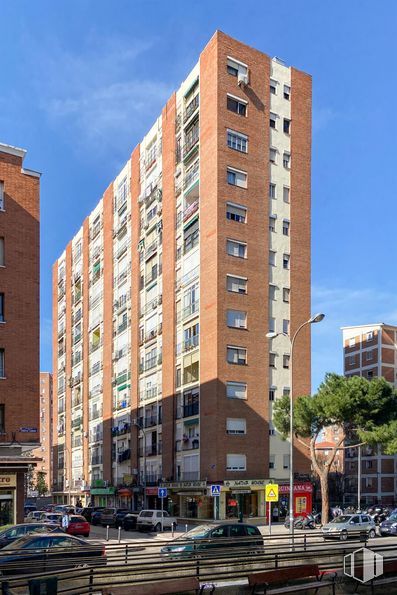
[
  {"left": 183, "top": 418, "right": 199, "bottom": 426},
  {"left": 118, "top": 488, "right": 132, "bottom": 497}
]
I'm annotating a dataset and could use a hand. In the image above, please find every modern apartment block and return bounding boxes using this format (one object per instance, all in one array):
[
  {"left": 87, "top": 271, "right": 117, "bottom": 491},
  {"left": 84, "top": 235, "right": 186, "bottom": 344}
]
[
  {"left": 31, "top": 373, "right": 53, "bottom": 492},
  {"left": 342, "top": 323, "right": 397, "bottom": 506},
  {"left": 52, "top": 31, "right": 312, "bottom": 519},
  {"left": 0, "top": 143, "right": 40, "bottom": 523}
]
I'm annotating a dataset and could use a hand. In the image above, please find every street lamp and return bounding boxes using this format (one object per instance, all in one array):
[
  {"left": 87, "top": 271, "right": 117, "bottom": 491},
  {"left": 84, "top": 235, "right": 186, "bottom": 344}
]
[
  {"left": 266, "top": 312, "right": 325, "bottom": 546},
  {"left": 133, "top": 419, "right": 147, "bottom": 508}
]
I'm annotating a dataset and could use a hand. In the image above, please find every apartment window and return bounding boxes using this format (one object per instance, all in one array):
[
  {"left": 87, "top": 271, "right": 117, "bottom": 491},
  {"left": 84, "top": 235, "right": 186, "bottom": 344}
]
[
  {"left": 227, "top": 239, "right": 247, "bottom": 259},
  {"left": 283, "top": 288, "right": 290, "bottom": 303},
  {"left": 269, "top": 183, "right": 276, "bottom": 199},
  {"left": 227, "top": 309, "right": 247, "bottom": 329},
  {"left": 270, "top": 79, "right": 277, "bottom": 94},
  {"left": 366, "top": 332, "right": 374, "bottom": 341},
  {"left": 269, "top": 387, "right": 276, "bottom": 401},
  {"left": 283, "top": 354, "right": 290, "bottom": 369},
  {"left": 227, "top": 95, "right": 247, "bottom": 116},
  {"left": 269, "top": 216, "right": 276, "bottom": 232},
  {"left": 269, "top": 251, "right": 276, "bottom": 266},
  {"left": 367, "top": 370, "right": 374, "bottom": 379},
  {"left": 365, "top": 478, "right": 373, "bottom": 488},
  {"left": 227, "top": 130, "right": 248, "bottom": 153},
  {"left": 269, "top": 424, "right": 276, "bottom": 436},
  {"left": 184, "top": 220, "right": 199, "bottom": 254},
  {"left": 269, "top": 318, "right": 276, "bottom": 333},
  {"left": 282, "top": 220, "right": 290, "bottom": 236},
  {"left": 226, "top": 418, "right": 246, "bottom": 435},
  {"left": 269, "top": 455, "right": 275, "bottom": 469},
  {"left": 226, "top": 454, "right": 246, "bottom": 471},
  {"left": 227, "top": 58, "right": 248, "bottom": 79},
  {"left": 283, "top": 319, "right": 289, "bottom": 334},
  {"left": 283, "top": 118, "right": 291, "bottom": 134},
  {"left": 283, "top": 186, "right": 290, "bottom": 203},
  {"left": 270, "top": 112, "right": 277, "bottom": 129},
  {"left": 227, "top": 167, "right": 247, "bottom": 188},
  {"left": 366, "top": 350, "right": 374, "bottom": 361},
  {"left": 226, "top": 382, "right": 247, "bottom": 400},
  {"left": 226, "top": 202, "right": 247, "bottom": 223},
  {"left": 283, "top": 254, "right": 290, "bottom": 270},
  {"left": 283, "top": 152, "right": 291, "bottom": 169},
  {"left": 0, "top": 294, "right": 3, "bottom": 322},
  {"left": 0, "top": 238, "right": 4, "bottom": 266},
  {"left": 269, "top": 285, "right": 277, "bottom": 301},
  {"left": 366, "top": 460, "right": 373, "bottom": 469},
  {"left": 269, "top": 148, "right": 277, "bottom": 164},
  {"left": 283, "top": 387, "right": 291, "bottom": 397},
  {"left": 0, "top": 182, "right": 4, "bottom": 210},
  {"left": 227, "top": 275, "right": 247, "bottom": 294},
  {"left": 283, "top": 454, "right": 290, "bottom": 469},
  {"left": 0, "top": 349, "right": 4, "bottom": 378},
  {"left": 349, "top": 338, "right": 355, "bottom": 347},
  {"left": 284, "top": 85, "right": 291, "bottom": 100},
  {"left": 227, "top": 346, "right": 247, "bottom": 365},
  {"left": 269, "top": 352, "right": 276, "bottom": 368},
  {"left": 175, "top": 367, "right": 181, "bottom": 388}
]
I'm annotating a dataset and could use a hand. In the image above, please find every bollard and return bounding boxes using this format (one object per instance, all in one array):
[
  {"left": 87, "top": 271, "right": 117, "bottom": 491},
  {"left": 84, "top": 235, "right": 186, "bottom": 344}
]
[
  {"left": 118, "top": 526, "right": 121, "bottom": 543},
  {"left": 303, "top": 534, "right": 307, "bottom": 551},
  {"left": 125, "top": 544, "right": 128, "bottom": 564},
  {"left": 106, "top": 525, "right": 109, "bottom": 542},
  {"left": 172, "top": 523, "right": 175, "bottom": 538},
  {"left": 185, "top": 523, "right": 188, "bottom": 533}
]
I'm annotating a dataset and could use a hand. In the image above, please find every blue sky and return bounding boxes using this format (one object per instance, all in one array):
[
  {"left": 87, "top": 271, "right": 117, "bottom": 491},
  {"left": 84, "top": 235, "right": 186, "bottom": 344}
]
[{"left": 1, "top": 0, "right": 397, "bottom": 391}]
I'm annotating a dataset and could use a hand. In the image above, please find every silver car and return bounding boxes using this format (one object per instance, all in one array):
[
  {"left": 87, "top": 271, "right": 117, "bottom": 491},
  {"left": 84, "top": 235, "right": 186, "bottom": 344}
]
[{"left": 322, "top": 514, "right": 376, "bottom": 541}]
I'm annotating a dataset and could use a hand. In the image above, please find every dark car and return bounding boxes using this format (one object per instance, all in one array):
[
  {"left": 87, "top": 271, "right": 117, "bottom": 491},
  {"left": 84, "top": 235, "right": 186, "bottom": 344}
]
[
  {"left": 91, "top": 509, "right": 105, "bottom": 526},
  {"left": 0, "top": 524, "right": 63, "bottom": 549},
  {"left": 161, "top": 523, "right": 263, "bottom": 558},
  {"left": 122, "top": 512, "right": 139, "bottom": 531},
  {"left": 100, "top": 508, "right": 130, "bottom": 528},
  {"left": 0, "top": 533, "right": 106, "bottom": 576},
  {"left": 380, "top": 513, "right": 397, "bottom": 536},
  {"left": 81, "top": 507, "right": 104, "bottom": 523}
]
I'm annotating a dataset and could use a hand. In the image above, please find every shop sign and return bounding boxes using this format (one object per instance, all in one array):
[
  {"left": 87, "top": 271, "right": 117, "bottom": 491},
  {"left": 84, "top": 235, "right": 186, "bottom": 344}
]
[
  {"left": 176, "top": 491, "right": 204, "bottom": 496},
  {"left": 279, "top": 482, "right": 313, "bottom": 494},
  {"left": 123, "top": 474, "right": 133, "bottom": 485},
  {"left": 224, "top": 479, "right": 268, "bottom": 488},
  {"left": 231, "top": 489, "right": 251, "bottom": 494},
  {"left": 0, "top": 475, "right": 16, "bottom": 488},
  {"left": 19, "top": 427, "right": 38, "bottom": 433},
  {"left": 161, "top": 481, "right": 207, "bottom": 489},
  {"left": 90, "top": 487, "right": 116, "bottom": 495},
  {"left": 145, "top": 487, "right": 159, "bottom": 496}
]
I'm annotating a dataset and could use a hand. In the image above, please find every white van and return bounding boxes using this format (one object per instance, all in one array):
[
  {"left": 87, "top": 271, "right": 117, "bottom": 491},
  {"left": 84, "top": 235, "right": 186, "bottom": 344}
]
[{"left": 136, "top": 509, "right": 177, "bottom": 532}]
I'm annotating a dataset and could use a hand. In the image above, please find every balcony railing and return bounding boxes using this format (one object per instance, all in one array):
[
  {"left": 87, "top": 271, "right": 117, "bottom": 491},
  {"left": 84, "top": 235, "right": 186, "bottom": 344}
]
[
  {"left": 140, "top": 386, "right": 158, "bottom": 402},
  {"left": 184, "top": 126, "right": 199, "bottom": 156},
  {"left": 143, "top": 294, "right": 162, "bottom": 315},
  {"left": 72, "top": 397, "right": 82, "bottom": 408},
  {"left": 183, "top": 334, "right": 199, "bottom": 352},
  {"left": 145, "top": 238, "right": 158, "bottom": 258},
  {"left": 90, "top": 433, "right": 103, "bottom": 444},
  {"left": 117, "top": 320, "right": 128, "bottom": 334},
  {"left": 114, "top": 399, "right": 130, "bottom": 411},
  {"left": 184, "top": 94, "right": 199, "bottom": 122},
  {"left": 182, "top": 437, "right": 200, "bottom": 451},
  {"left": 90, "top": 455, "right": 103, "bottom": 466},
  {"left": 181, "top": 265, "right": 199, "bottom": 287},
  {"left": 72, "top": 417, "right": 82, "bottom": 428},
  {"left": 90, "top": 409, "right": 102, "bottom": 420},
  {"left": 184, "top": 161, "right": 199, "bottom": 190},
  {"left": 117, "top": 448, "right": 131, "bottom": 463},
  {"left": 112, "top": 422, "right": 131, "bottom": 437},
  {"left": 183, "top": 200, "right": 199, "bottom": 222},
  {"left": 183, "top": 300, "right": 199, "bottom": 320},
  {"left": 183, "top": 403, "right": 199, "bottom": 418},
  {"left": 139, "top": 443, "right": 162, "bottom": 457}
]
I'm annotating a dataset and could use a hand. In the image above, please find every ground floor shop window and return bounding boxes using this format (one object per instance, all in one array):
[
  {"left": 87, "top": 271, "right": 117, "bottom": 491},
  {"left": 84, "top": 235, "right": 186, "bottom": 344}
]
[
  {"left": 0, "top": 493, "right": 14, "bottom": 526},
  {"left": 226, "top": 492, "right": 258, "bottom": 518}
]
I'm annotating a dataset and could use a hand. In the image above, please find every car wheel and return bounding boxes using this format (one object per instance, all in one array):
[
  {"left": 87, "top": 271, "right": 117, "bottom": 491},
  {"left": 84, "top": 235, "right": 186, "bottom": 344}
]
[
  {"left": 155, "top": 522, "right": 161, "bottom": 532},
  {"left": 340, "top": 530, "right": 348, "bottom": 541},
  {"left": 368, "top": 529, "right": 376, "bottom": 539}
]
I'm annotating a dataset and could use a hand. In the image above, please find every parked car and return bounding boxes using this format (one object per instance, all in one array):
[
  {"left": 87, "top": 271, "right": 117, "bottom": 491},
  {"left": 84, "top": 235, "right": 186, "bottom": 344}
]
[
  {"left": 81, "top": 507, "right": 104, "bottom": 523},
  {"left": 54, "top": 505, "right": 75, "bottom": 514},
  {"left": 122, "top": 512, "right": 139, "bottom": 531},
  {"left": 100, "top": 508, "right": 130, "bottom": 528},
  {"left": 380, "top": 513, "right": 397, "bottom": 536},
  {"left": 38, "top": 512, "right": 63, "bottom": 526},
  {"left": 0, "top": 533, "right": 106, "bottom": 576},
  {"left": 0, "top": 524, "right": 63, "bottom": 549},
  {"left": 136, "top": 510, "right": 177, "bottom": 532},
  {"left": 24, "top": 511, "right": 46, "bottom": 523},
  {"left": 91, "top": 510, "right": 104, "bottom": 526},
  {"left": 322, "top": 514, "right": 376, "bottom": 541},
  {"left": 23, "top": 505, "right": 36, "bottom": 516},
  {"left": 66, "top": 515, "right": 90, "bottom": 538},
  {"left": 161, "top": 523, "right": 263, "bottom": 557}
]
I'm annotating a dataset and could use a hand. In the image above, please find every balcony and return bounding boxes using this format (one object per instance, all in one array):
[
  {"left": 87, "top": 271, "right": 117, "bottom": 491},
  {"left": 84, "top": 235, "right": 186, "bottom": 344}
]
[
  {"left": 184, "top": 161, "right": 199, "bottom": 190},
  {"left": 183, "top": 334, "right": 199, "bottom": 352},
  {"left": 117, "top": 448, "right": 131, "bottom": 463},
  {"left": 89, "top": 385, "right": 102, "bottom": 399},
  {"left": 112, "top": 422, "right": 131, "bottom": 437},
  {"left": 72, "top": 417, "right": 82, "bottom": 429},
  {"left": 73, "top": 334, "right": 82, "bottom": 345},
  {"left": 72, "top": 397, "right": 82, "bottom": 408},
  {"left": 184, "top": 126, "right": 199, "bottom": 157},
  {"left": 58, "top": 326, "right": 65, "bottom": 339},
  {"left": 181, "top": 471, "right": 200, "bottom": 481},
  {"left": 140, "top": 386, "right": 158, "bottom": 402},
  {"left": 182, "top": 437, "right": 200, "bottom": 451},
  {"left": 144, "top": 323, "right": 162, "bottom": 343},
  {"left": 91, "top": 455, "right": 103, "bottom": 466},
  {"left": 140, "top": 443, "right": 162, "bottom": 457},
  {"left": 184, "top": 94, "right": 199, "bottom": 122},
  {"left": 143, "top": 294, "right": 162, "bottom": 316},
  {"left": 58, "top": 402, "right": 65, "bottom": 414},
  {"left": 72, "top": 436, "right": 82, "bottom": 448},
  {"left": 181, "top": 265, "right": 199, "bottom": 287},
  {"left": 90, "top": 432, "right": 103, "bottom": 444},
  {"left": 114, "top": 399, "right": 130, "bottom": 411},
  {"left": 117, "top": 270, "right": 128, "bottom": 286},
  {"left": 72, "top": 354, "right": 82, "bottom": 367},
  {"left": 183, "top": 200, "right": 199, "bottom": 223},
  {"left": 144, "top": 416, "right": 159, "bottom": 428},
  {"left": 73, "top": 291, "right": 82, "bottom": 305},
  {"left": 116, "top": 320, "right": 128, "bottom": 335},
  {"left": 89, "top": 341, "right": 102, "bottom": 354},
  {"left": 145, "top": 238, "right": 158, "bottom": 258},
  {"left": 90, "top": 409, "right": 102, "bottom": 421},
  {"left": 90, "top": 223, "right": 101, "bottom": 240},
  {"left": 115, "top": 371, "right": 130, "bottom": 386},
  {"left": 183, "top": 300, "right": 199, "bottom": 320},
  {"left": 116, "top": 241, "right": 128, "bottom": 259},
  {"left": 183, "top": 403, "right": 199, "bottom": 418}
]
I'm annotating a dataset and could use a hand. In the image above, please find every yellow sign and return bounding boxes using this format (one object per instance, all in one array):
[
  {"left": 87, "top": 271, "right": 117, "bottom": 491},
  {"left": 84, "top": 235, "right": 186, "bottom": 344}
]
[
  {"left": 0, "top": 475, "right": 16, "bottom": 488},
  {"left": 265, "top": 483, "right": 279, "bottom": 502}
]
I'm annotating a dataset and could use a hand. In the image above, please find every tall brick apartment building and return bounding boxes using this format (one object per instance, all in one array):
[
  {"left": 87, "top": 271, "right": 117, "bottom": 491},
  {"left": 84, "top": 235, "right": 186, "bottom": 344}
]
[
  {"left": 342, "top": 323, "right": 397, "bottom": 506},
  {"left": 31, "top": 373, "right": 53, "bottom": 493},
  {"left": 52, "top": 32, "right": 312, "bottom": 519},
  {"left": 0, "top": 143, "right": 40, "bottom": 523}
]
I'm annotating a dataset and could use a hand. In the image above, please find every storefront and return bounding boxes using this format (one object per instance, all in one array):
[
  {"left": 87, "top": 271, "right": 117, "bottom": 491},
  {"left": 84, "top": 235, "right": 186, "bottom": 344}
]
[
  {"left": 223, "top": 480, "right": 267, "bottom": 520},
  {"left": 0, "top": 474, "right": 17, "bottom": 525},
  {"left": 160, "top": 481, "right": 212, "bottom": 519},
  {"left": 90, "top": 485, "right": 117, "bottom": 507},
  {"left": 279, "top": 481, "right": 313, "bottom": 518}
]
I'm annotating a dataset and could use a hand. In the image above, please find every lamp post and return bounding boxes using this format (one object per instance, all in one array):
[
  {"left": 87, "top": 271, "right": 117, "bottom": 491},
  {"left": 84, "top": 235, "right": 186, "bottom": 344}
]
[
  {"left": 133, "top": 420, "right": 147, "bottom": 508},
  {"left": 266, "top": 312, "right": 325, "bottom": 546}
]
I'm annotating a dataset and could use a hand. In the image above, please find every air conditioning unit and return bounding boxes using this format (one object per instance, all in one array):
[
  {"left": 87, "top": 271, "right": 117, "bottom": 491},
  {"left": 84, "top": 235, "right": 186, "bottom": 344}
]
[{"left": 237, "top": 71, "right": 249, "bottom": 87}]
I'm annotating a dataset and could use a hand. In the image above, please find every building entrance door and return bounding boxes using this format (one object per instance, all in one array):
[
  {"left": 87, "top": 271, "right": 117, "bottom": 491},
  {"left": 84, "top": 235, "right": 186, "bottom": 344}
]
[{"left": 0, "top": 494, "right": 14, "bottom": 526}]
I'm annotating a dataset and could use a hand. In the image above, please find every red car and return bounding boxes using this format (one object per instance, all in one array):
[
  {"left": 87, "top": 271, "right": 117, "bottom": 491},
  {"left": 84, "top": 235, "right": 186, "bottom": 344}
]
[{"left": 66, "top": 515, "right": 90, "bottom": 537}]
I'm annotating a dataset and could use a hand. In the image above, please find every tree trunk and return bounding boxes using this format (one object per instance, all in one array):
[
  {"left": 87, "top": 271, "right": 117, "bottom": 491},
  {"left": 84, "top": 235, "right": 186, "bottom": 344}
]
[{"left": 319, "top": 470, "right": 330, "bottom": 526}]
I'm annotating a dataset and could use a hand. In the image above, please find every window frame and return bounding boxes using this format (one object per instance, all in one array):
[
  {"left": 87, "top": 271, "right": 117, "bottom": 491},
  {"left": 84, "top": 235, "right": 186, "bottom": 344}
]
[
  {"left": 226, "top": 94, "right": 247, "bottom": 116},
  {"left": 227, "top": 167, "right": 248, "bottom": 189},
  {"left": 226, "top": 381, "right": 247, "bottom": 400},
  {"left": 227, "top": 309, "right": 247, "bottom": 330},
  {"left": 226, "top": 202, "right": 247, "bottom": 224},
  {"left": 226, "top": 274, "right": 247, "bottom": 294},
  {"left": 227, "top": 239, "right": 247, "bottom": 259},
  {"left": 227, "top": 129, "right": 248, "bottom": 153},
  {"left": 227, "top": 345, "right": 247, "bottom": 366}
]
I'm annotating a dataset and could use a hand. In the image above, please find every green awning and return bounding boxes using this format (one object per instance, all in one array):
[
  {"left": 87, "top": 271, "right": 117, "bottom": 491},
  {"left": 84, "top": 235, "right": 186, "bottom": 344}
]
[
  {"left": 93, "top": 262, "right": 101, "bottom": 274},
  {"left": 184, "top": 214, "right": 199, "bottom": 231},
  {"left": 117, "top": 383, "right": 130, "bottom": 392},
  {"left": 184, "top": 418, "right": 199, "bottom": 426},
  {"left": 184, "top": 77, "right": 199, "bottom": 98},
  {"left": 91, "top": 487, "right": 116, "bottom": 496}
]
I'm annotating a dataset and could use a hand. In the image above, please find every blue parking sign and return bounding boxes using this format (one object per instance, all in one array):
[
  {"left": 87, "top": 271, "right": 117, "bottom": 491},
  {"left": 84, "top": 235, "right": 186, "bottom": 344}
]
[{"left": 158, "top": 487, "right": 167, "bottom": 499}]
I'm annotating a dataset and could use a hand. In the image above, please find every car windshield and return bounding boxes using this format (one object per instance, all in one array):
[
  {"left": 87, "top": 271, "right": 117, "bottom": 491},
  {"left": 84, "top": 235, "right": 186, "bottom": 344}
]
[
  {"left": 2, "top": 536, "right": 45, "bottom": 550},
  {"left": 176, "top": 525, "right": 213, "bottom": 540},
  {"left": 140, "top": 511, "right": 154, "bottom": 518},
  {"left": 331, "top": 516, "right": 352, "bottom": 524},
  {"left": 70, "top": 516, "right": 85, "bottom": 522}
]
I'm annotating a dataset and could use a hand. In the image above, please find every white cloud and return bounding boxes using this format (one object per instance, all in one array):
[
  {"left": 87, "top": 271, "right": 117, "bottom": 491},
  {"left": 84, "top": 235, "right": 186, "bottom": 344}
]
[{"left": 312, "top": 106, "right": 337, "bottom": 133}]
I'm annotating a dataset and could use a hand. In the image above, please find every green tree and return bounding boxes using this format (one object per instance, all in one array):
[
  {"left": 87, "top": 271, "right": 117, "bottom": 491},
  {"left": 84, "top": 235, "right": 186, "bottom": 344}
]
[
  {"left": 35, "top": 472, "right": 48, "bottom": 496},
  {"left": 273, "top": 373, "right": 397, "bottom": 524}
]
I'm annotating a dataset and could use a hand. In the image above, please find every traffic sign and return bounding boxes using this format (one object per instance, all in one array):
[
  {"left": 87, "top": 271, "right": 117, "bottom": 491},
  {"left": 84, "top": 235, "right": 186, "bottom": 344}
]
[
  {"left": 158, "top": 487, "right": 167, "bottom": 499},
  {"left": 210, "top": 484, "right": 221, "bottom": 497},
  {"left": 265, "top": 483, "right": 279, "bottom": 502}
]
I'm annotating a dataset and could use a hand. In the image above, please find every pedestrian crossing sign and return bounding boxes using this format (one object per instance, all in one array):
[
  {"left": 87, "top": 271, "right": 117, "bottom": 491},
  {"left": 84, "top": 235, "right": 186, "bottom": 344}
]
[
  {"left": 265, "top": 483, "right": 279, "bottom": 502},
  {"left": 210, "top": 484, "right": 221, "bottom": 497}
]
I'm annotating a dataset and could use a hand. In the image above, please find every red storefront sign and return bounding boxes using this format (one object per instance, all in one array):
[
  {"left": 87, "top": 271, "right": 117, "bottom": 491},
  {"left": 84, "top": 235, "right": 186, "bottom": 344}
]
[
  {"left": 145, "top": 487, "right": 159, "bottom": 496},
  {"left": 279, "top": 482, "right": 313, "bottom": 494}
]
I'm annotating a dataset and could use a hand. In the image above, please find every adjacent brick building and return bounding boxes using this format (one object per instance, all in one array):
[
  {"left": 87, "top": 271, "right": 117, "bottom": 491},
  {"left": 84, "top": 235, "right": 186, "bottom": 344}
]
[
  {"left": 52, "top": 32, "right": 312, "bottom": 519},
  {"left": 31, "top": 373, "right": 53, "bottom": 493},
  {"left": 342, "top": 323, "right": 397, "bottom": 506},
  {"left": 0, "top": 142, "right": 40, "bottom": 523}
]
